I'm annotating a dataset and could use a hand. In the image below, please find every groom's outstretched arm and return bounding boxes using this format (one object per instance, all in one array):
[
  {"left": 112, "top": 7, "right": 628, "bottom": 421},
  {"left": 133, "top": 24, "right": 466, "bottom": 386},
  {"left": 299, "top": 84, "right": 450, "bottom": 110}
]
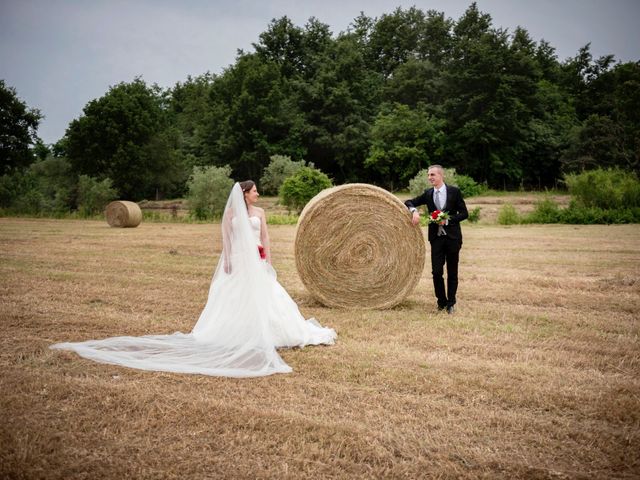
[
  {"left": 405, "top": 191, "right": 429, "bottom": 226},
  {"left": 404, "top": 191, "right": 429, "bottom": 210}
]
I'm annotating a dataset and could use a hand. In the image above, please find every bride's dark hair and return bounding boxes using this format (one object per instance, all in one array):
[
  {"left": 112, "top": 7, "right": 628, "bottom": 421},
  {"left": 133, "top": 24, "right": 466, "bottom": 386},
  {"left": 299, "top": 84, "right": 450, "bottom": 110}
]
[
  {"left": 239, "top": 180, "right": 256, "bottom": 209},
  {"left": 239, "top": 180, "right": 255, "bottom": 193}
]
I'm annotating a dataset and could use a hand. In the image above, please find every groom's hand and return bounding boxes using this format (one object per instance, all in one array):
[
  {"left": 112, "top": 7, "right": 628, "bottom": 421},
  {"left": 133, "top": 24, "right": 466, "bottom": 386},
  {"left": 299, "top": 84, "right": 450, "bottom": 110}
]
[{"left": 411, "top": 211, "right": 420, "bottom": 226}]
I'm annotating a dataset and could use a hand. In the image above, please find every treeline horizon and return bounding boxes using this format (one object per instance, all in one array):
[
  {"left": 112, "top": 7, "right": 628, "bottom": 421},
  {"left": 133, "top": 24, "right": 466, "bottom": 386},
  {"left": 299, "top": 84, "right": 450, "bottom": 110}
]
[{"left": 3, "top": 3, "right": 639, "bottom": 201}]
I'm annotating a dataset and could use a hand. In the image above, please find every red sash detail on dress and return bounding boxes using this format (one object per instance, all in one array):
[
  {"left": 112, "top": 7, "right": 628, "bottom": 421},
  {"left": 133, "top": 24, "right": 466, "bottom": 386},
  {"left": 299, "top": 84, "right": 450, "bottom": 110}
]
[{"left": 258, "top": 245, "right": 266, "bottom": 259}]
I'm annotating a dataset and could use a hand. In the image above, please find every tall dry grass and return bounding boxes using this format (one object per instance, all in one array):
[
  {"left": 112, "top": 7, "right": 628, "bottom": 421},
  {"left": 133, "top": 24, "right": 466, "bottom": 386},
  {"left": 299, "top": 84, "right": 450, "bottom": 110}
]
[{"left": 1, "top": 217, "right": 638, "bottom": 479}]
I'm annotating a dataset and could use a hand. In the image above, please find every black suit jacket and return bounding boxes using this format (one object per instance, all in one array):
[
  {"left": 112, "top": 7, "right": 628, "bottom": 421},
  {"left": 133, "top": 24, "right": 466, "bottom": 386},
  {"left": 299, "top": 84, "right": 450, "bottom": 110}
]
[{"left": 405, "top": 185, "right": 468, "bottom": 242}]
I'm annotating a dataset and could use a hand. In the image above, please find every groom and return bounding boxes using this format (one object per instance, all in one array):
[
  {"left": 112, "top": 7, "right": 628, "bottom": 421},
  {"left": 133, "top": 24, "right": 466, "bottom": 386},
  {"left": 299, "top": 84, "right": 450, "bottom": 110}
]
[{"left": 405, "top": 165, "right": 468, "bottom": 314}]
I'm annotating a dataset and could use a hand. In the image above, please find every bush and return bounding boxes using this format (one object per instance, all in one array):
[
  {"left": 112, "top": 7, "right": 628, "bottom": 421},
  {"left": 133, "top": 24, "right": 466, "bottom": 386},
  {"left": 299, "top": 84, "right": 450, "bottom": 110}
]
[
  {"left": 29, "top": 156, "right": 75, "bottom": 213},
  {"left": 452, "top": 171, "right": 487, "bottom": 198},
  {"left": 561, "top": 204, "right": 640, "bottom": 224},
  {"left": 408, "top": 168, "right": 486, "bottom": 198},
  {"left": 186, "top": 165, "right": 234, "bottom": 219},
  {"left": 520, "top": 196, "right": 640, "bottom": 225},
  {"left": 279, "top": 166, "right": 332, "bottom": 213},
  {"left": 561, "top": 205, "right": 607, "bottom": 224},
  {"left": 13, "top": 188, "right": 45, "bottom": 215},
  {"left": 564, "top": 168, "right": 640, "bottom": 209},
  {"left": 408, "top": 169, "right": 429, "bottom": 197},
  {"left": 467, "top": 206, "right": 481, "bottom": 223},
  {"left": 0, "top": 170, "right": 35, "bottom": 209},
  {"left": 77, "top": 175, "right": 118, "bottom": 216},
  {"left": 514, "top": 169, "right": 640, "bottom": 224},
  {"left": 523, "top": 197, "right": 562, "bottom": 224},
  {"left": 0, "top": 157, "right": 79, "bottom": 215},
  {"left": 260, "top": 155, "right": 308, "bottom": 195},
  {"left": 497, "top": 204, "right": 520, "bottom": 225}
]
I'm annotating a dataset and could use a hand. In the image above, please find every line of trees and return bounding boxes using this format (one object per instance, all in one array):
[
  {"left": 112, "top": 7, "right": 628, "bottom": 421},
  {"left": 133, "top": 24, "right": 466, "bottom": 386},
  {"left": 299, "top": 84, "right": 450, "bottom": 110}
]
[{"left": 2, "top": 3, "right": 639, "bottom": 206}]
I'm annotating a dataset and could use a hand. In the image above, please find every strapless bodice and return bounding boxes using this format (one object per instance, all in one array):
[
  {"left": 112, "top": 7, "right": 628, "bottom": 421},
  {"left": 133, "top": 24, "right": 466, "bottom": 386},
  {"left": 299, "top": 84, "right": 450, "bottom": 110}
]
[{"left": 249, "top": 216, "right": 261, "bottom": 246}]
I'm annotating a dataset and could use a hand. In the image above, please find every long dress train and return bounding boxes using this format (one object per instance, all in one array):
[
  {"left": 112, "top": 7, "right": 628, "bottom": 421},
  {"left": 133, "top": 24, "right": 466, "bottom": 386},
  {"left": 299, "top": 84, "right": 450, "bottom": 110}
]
[{"left": 51, "top": 183, "right": 336, "bottom": 377}]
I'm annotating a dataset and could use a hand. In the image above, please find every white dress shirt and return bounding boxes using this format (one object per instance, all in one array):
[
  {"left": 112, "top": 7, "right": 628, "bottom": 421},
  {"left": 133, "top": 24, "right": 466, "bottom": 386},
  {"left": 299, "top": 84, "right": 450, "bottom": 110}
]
[{"left": 433, "top": 184, "right": 447, "bottom": 210}]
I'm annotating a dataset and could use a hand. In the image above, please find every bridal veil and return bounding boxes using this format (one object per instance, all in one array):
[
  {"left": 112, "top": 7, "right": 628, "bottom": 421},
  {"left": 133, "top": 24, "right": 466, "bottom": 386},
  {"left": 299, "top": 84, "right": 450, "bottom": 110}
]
[{"left": 51, "top": 184, "right": 292, "bottom": 377}]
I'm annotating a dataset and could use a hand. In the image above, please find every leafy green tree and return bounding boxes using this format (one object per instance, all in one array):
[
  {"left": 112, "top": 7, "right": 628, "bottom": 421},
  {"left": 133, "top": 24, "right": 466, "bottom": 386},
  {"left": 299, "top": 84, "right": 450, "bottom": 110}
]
[
  {"left": 564, "top": 168, "right": 640, "bottom": 209},
  {"left": 279, "top": 166, "right": 332, "bottom": 212},
  {"left": 259, "top": 154, "right": 307, "bottom": 195},
  {"left": 560, "top": 45, "right": 616, "bottom": 119},
  {"left": 197, "top": 7, "right": 640, "bottom": 188},
  {"left": 0, "top": 169, "right": 36, "bottom": 210},
  {"left": 200, "top": 16, "right": 339, "bottom": 185},
  {"left": 417, "top": 10, "right": 454, "bottom": 66},
  {"left": 441, "top": 5, "right": 547, "bottom": 187},
  {"left": 0, "top": 156, "right": 75, "bottom": 213},
  {"left": 383, "top": 58, "right": 441, "bottom": 108},
  {"left": 521, "top": 79, "right": 576, "bottom": 188},
  {"left": 0, "top": 156, "right": 77, "bottom": 214},
  {"left": 292, "top": 35, "right": 382, "bottom": 182},
  {"left": 253, "top": 16, "right": 306, "bottom": 78},
  {"left": 64, "top": 78, "right": 179, "bottom": 200},
  {"left": 445, "top": 170, "right": 486, "bottom": 197},
  {"left": 169, "top": 73, "right": 216, "bottom": 165},
  {"left": 29, "top": 156, "right": 76, "bottom": 212},
  {"left": 535, "top": 40, "right": 563, "bottom": 84},
  {"left": 186, "top": 165, "right": 234, "bottom": 219},
  {"left": 408, "top": 168, "right": 485, "bottom": 198},
  {"left": 32, "top": 139, "right": 51, "bottom": 162},
  {"left": 561, "top": 59, "right": 640, "bottom": 174},
  {"left": 0, "top": 80, "right": 43, "bottom": 174},
  {"left": 365, "top": 6, "right": 427, "bottom": 77},
  {"left": 203, "top": 53, "right": 305, "bottom": 182},
  {"left": 299, "top": 18, "right": 335, "bottom": 78},
  {"left": 407, "top": 169, "right": 429, "bottom": 197},
  {"left": 614, "top": 62, "right": 640, "bottom": 173},
  {"left": 77, "top": 175, "right": 117, "bottom": 216},
  {"left": 365, "top": 103, "right": 445, "bottom": 189},
  {"left": 12, "top": 184, "right": 44, "bottom": 215},
  {"left": 562, "top": 114, "right": 625, "bottom": 171},
  {"left": 51, "top": 5, "right": 629, "bottom": 195},
  {"left": 254, "top": 16, "right": 334, "bottom": 83}
]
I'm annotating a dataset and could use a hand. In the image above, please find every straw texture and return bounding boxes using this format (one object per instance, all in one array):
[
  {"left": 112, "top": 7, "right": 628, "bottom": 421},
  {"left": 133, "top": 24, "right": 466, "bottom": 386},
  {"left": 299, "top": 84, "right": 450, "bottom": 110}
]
[
  {"left": 295, "top": 184, "right": 426, "bottom": 309},
  {"left": 105, "top": 201, "right": 142, "bottom": 228}
]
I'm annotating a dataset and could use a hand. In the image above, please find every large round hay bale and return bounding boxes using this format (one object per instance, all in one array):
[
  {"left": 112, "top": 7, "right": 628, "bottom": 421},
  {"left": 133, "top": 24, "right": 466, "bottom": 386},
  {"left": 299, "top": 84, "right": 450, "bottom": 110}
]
[
  {"left": 105, "top": 201, "right": 142, "bottom": 228},
  {"left": 295, "top": 184, "right": 425, "bottom": 309}
]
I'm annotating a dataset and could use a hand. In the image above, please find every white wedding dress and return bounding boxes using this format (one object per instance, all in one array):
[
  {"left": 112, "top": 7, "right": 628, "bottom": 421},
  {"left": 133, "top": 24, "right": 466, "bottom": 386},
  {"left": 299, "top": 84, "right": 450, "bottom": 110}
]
[{"left": 51, "top": 184, "right": 336, "bottom": 377}]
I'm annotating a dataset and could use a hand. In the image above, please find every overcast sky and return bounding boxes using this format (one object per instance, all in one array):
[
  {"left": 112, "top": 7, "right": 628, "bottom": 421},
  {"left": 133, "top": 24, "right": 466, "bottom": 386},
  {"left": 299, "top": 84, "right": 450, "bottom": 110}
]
[{"left": 1, "top": 0, "right": 639, "bottom": 145}]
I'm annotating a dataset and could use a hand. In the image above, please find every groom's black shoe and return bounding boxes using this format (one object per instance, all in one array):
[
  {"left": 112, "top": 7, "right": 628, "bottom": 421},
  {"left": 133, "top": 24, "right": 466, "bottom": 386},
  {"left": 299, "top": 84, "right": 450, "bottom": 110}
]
[
  {"left": 446, "top": 305, "right": 455, "bottom": 314},
  {"left": 437, "top": 304, "right": 446, "bottom": 312}
]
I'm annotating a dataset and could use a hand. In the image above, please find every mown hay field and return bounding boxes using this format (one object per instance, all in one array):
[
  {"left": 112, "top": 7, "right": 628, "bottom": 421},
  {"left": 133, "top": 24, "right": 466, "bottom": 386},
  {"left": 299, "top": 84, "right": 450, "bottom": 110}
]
[{"left": 1, "top": 216, "right": 639, "bottom": 479}]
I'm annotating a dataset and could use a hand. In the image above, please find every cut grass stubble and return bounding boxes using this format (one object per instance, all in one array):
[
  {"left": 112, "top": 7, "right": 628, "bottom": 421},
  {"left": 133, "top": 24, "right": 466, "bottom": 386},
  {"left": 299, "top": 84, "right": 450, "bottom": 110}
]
[{"left": 0, "top": 218, "right": 639, "bottom": 479}]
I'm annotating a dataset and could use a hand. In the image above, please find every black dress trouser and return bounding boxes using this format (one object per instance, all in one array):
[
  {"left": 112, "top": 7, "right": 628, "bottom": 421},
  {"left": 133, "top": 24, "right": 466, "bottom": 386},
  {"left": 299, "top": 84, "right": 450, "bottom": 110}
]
[{"left": 430, "top": 235, "right": 462, "bottom": 307}]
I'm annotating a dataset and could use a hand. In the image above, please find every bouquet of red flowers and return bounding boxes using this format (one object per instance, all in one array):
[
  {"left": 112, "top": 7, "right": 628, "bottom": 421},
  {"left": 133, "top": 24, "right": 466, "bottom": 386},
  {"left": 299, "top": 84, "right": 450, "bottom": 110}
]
[
  {"left": 428, "top": 210, "right": 450, "bottom": 236},
  {"left": 428, "top": 210, "right": 450, "bottom": 224}
]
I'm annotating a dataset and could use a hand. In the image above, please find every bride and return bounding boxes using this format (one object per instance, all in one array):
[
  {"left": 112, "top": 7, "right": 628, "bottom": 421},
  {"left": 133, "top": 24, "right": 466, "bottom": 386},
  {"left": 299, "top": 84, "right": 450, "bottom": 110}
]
[{"left": 51, "top": 181, "right": 336, "bottom": 377}]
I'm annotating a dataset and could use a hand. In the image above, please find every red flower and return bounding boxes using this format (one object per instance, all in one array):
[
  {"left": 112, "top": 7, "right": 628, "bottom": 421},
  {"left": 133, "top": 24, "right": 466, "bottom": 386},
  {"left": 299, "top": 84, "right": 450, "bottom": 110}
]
[
  {"left": 431, "top": 210, "right": 441, "bottom": 220},
  {"left": 258, "top": 245, "right": 266, "bottom": 260}
]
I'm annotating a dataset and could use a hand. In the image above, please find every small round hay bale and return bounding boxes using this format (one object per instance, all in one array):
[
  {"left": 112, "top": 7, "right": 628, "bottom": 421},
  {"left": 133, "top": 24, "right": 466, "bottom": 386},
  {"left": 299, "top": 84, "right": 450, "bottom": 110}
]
[
  {"left": 295, "top": 184, "right": 425, "bottom": 309},
  {"left": 105, "top": 201, "right": 142, "bottom": 228}
]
